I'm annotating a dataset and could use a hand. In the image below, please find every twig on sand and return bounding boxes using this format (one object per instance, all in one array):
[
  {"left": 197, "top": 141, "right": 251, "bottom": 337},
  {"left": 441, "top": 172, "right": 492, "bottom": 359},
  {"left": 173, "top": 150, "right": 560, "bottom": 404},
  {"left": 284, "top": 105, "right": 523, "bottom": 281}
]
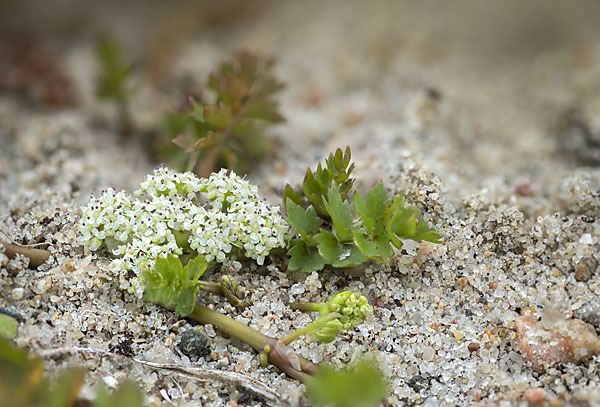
[{"left": 35, "top": 346, "right": 288, "bottom": 406}]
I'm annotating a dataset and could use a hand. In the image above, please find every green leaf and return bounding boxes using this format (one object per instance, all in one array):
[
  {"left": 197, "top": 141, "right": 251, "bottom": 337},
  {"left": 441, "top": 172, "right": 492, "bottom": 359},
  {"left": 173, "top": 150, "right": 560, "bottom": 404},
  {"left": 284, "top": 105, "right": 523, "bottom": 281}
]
[
  {"left": 219, "top": 73, "right": 249, "bottom": 107},
  {"left": 315, "top": 230, "right": 365, "bottom": 268},
  {"left": 159, "top": 111, "right": 194, "bottom": 139},
  {"left": 413, "top": 221, "right": 442, "bottom": 244},
  {"left": 95, "top": 380, "right": 144, "bottom": 407},
  {"left": 389, "top": 207, "right": 419, "bottom": 238},
  {"left": 186, "top": 255, "right": 208, "bottom": 284},
  {"left": 286, "top": 199, "right": 321, "bottom": 235},
  {"left": 283, "top": 184, "right": 304, "bottom": 209},
  {"left": 48, "top": 367, "right": 86, "bottom": 407},
  {"left": 0, "top": 314, "right": 18, "bottom": 340},
  {"left": 303, "top": 168, "right": 328, "bottom": 215},
  {"left": 323, "top": 184, "right": 353, "bottom": 242},
  {"left": 305, "top": 358, "right": 388, "bottom": 407},
  {"left": 203, "top": 102, "right": 233, "bottom": 129},
  {"left": 352, "top": 229, "right": 393, "bottom": 262},
  {"left": 175, "top": 286, "right": 199, "bottom": 316},
  {"left": 242, "top": 98, "right": 284, "bottom": 122},
  {"left": 288, "top": 240, "right": 326, "bottom": 272},
  {"left": 366, "top": 182, "right": 387, "bottom": 221},
  {"left": 95, "top": 35, "right": 133, "bottom": 101}
]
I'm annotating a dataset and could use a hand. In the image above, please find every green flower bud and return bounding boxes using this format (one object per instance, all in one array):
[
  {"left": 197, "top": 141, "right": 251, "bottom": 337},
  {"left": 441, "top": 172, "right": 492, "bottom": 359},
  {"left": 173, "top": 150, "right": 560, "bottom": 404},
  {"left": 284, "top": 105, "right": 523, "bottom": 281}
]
[{"left": 312, "top": 291, "right": 371, "bottom": 343}]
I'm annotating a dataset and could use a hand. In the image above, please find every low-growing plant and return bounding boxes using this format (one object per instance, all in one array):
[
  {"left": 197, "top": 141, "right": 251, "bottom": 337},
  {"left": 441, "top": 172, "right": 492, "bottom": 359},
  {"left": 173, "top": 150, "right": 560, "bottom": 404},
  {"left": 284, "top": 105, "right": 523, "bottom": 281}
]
[
  {"left": 162, "top": 50, "right": 284, "bottom": 177},
  {"left": 284, "top": 147, "right": 442, "bottom": 272},
  {"left": 141, "top": 261, "right": 372, "bottom": 383},
  {"left": 79, "top": 166, "right": 291, "bottom": 298},
  {"left": 0, "top": 337, "right": 143, "bottom": 407},
  {"left": 95, "top": 35, "right": 135, "bottom": 135}
]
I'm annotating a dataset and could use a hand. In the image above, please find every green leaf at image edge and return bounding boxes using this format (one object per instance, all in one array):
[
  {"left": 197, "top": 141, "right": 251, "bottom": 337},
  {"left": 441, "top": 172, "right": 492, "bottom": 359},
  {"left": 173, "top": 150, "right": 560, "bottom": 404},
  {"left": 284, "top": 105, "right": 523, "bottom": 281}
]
[{"left": 305, "top": 358, "right": 388, "bottom": 407}]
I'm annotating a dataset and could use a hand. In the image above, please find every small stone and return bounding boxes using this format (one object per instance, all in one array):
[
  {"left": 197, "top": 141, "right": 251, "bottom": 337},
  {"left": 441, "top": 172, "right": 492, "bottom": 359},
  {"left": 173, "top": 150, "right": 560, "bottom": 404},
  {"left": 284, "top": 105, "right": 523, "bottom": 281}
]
[
  {"left": 422, "top": 346, "right": 435, "bottom": 361},
  {"left": 467, "top": 342, "right": 480, "bottom": 352},
  {"left": 523, "top": 387, "right": 545, "bottom": 405},
  {"left": 575, "top": 256, "right": 597, "bottom": 282},
  {"left": 457, "top": 277, "right": 469, "bottom": 288},
  {"left": 453, "top": 330, "right": 464, "bottom": 340},
  {"left": 406, "top": 375, "right": 428, "bottom": 392},
  {"left": 179, "top": 329, "right": 210, "bottom": 359},
  {"left": 515, "top": 315, "right": 600, "bottom": 372},
  {"left": 11, "top": 288, "right": 24, "bottom": 300},
  {"left": 103, "top": 376, "right": 119, "bottom": 389},
  {"left": 579, "top": 233, "right": 593, "bottom": 244}
]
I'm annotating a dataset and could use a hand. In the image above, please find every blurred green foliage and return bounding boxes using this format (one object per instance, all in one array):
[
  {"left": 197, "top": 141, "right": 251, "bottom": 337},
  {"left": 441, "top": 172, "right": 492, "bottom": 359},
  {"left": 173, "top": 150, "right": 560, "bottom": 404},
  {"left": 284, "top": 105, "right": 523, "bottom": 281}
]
[
  {"left": 0, "top": 338, "right": 144, "bottom": 407},
  {"left": 95, "top": 35, "right": 134, "bottom": 103},
  {"left": 305, "top": 358, "right": 388, "bottom": 407},
  {"left": 162, "top": 50, "right": 284, "bottom": 177}
]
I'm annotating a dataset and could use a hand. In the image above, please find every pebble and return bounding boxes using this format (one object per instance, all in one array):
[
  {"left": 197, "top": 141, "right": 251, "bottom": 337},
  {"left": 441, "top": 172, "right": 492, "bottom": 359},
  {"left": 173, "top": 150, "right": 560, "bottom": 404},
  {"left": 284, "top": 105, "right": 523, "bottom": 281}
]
[
  {"left": 523, "top": 387, "right": 545, "bottom": 405},
  {"left": 11, "top": 287, "right": 24, "bottom": 300},
  {"left": 467, "top": 342, "right": 480, "bottom": 352},
  {"left": 515, "top": 315, "right": 600, "bottom": 372},
  {"left": 575, "top": 256, "right": 597, "bottom": 282},
  {"left": 406, "top": 375, "right": 429, "bottom": 392},
  {"left": 179, "top": 329, "right": 210, "bottom": 359}
]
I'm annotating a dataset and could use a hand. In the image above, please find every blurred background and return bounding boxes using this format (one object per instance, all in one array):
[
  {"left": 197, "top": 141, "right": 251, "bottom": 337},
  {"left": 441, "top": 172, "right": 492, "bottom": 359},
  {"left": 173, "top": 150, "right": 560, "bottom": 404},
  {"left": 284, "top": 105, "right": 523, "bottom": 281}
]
[{"left": 2, "top": 0, "right": 600, "bottom": 201}]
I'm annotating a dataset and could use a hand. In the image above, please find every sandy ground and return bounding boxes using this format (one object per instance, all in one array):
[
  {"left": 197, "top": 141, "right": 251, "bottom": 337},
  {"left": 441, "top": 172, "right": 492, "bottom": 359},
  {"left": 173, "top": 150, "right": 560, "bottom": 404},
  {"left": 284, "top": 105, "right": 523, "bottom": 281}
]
[{"left": 1, "top": 1, "right": 600, "bottom": 406}]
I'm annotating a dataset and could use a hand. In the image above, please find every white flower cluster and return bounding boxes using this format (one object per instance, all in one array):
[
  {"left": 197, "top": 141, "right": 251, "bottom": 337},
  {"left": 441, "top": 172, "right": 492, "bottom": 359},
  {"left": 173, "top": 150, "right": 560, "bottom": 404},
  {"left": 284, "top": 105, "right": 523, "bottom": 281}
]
[{"left": 79, "top": 166, "right": 291, "bottom": 297}]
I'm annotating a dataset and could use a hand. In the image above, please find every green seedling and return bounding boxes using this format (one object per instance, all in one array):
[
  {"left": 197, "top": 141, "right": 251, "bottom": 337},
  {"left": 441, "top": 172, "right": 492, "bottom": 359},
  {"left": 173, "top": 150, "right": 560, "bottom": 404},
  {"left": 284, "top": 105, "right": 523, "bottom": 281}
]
[
  {"left": 143, "top": 263, "right": 373, "bottom": 384},
  {"left": 96, "top": 35, "right": 135, "bottom": 136},
  {"left": 144, "top": 254, "right": 244, "bottom": 314},
  {"left": 284, "top": 147, "right": 442, "bottom": 272},
  {"left": 286, "top": 291, "right": 371, "bottom": 343},
  {"left": 0, "top": 337, "right": 144, "bottom": 407},
  {"left": 164, "top": 50, "right": 284, "bottom": 177}
]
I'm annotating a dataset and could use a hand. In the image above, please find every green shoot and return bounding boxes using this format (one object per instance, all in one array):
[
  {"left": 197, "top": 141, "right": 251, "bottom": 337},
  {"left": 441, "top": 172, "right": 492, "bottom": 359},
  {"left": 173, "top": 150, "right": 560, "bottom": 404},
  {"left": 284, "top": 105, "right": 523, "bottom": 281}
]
[
  {"left": 143, "top": 254, "right": 208, "bottom": 316},
  {"left": 95, "top": 35, "right": 135, "bottom": 135},
  {"left": 284, "top": 147, "right": 442, "bottom": 272},
  {"left": 165, "top": 50, "right": 284, "bottom": 177},
  {"left": 287, "top": 291, "right": 371, "bottom": 344},
  {"left": 305, "top": 358, "right": 388, "bottom": 407}
]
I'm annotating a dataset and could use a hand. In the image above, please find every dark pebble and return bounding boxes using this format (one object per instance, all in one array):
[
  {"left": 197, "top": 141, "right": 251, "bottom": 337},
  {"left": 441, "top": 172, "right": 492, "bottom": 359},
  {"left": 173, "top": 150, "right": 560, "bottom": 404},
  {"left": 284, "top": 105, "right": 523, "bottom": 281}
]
[
  {"left": 180, "top": 329, "right": 210, "bottom": 359},
  {"left": 406, "top": 375, "right": 429, "bottom": 392}
]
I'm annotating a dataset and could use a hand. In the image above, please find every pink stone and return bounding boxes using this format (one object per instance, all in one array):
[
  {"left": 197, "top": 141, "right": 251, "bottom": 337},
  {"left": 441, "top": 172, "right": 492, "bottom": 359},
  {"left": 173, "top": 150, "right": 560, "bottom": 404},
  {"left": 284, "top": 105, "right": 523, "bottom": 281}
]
[
  {"left": 523, "top": 387, "right": 545, "bottom": 405},
  {"left": 515, "top": 315, "right": 600, "bottom": 373}
]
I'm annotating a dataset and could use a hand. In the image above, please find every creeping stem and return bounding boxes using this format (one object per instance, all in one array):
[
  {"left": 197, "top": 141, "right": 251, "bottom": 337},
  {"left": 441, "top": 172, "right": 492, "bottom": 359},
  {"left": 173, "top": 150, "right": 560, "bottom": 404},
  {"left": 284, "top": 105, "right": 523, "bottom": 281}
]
[
  {"left": 0, "top": 241, "right": 51, "bottom": 268},
  {"left": 187, "top": 305, "right": 316, "bottom": 383}
]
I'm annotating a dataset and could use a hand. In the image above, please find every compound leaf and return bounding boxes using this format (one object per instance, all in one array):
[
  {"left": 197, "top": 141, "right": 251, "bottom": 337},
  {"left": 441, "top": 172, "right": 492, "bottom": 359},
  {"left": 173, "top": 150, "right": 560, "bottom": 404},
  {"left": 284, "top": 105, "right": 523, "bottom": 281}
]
[
  {"left": 286, "top": 198, "right": 321, "bottom": 236},
  {"left": 288, "top": 240, "right": 326, "bottom": 272}
]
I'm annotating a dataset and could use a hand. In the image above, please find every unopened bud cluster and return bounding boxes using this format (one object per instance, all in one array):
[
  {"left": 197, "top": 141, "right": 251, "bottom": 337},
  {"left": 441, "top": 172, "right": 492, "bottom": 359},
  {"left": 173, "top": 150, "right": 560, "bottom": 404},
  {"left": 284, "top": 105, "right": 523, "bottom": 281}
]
[{"left": 79, "top": 166, "right": 291, "bottom": 296}]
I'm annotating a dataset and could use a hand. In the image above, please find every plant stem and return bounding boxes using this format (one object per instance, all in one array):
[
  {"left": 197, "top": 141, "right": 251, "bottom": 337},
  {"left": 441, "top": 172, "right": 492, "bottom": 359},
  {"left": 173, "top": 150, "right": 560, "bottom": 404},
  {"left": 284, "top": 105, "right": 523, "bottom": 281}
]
[
  {"left": 118, "top": 98, "right": 131, "bottom": 137},
  {"left": 280, "top": 313, "right": 339, "bottom": 345},
  {"left": 0, "top": 241, "right": 51, "bottom": 268},
  {"left": 197, "top": 281, "right": 223, "bottom": 296},
  {"left": 187, "top": 304, "right": 316, "bottom": 383},
  {"left": 287, "top": 302, "right": 324, "bottom": 313},
  {"left": 198, "top": 145, "right": 222, "bottom": 178}
]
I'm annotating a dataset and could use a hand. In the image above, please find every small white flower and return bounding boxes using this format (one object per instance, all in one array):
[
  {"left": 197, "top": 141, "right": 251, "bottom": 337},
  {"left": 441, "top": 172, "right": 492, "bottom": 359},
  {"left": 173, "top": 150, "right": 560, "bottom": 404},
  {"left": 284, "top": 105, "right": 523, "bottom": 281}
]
[{"left": 78, "top": 167, "right": 292, "bottom": 296}]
